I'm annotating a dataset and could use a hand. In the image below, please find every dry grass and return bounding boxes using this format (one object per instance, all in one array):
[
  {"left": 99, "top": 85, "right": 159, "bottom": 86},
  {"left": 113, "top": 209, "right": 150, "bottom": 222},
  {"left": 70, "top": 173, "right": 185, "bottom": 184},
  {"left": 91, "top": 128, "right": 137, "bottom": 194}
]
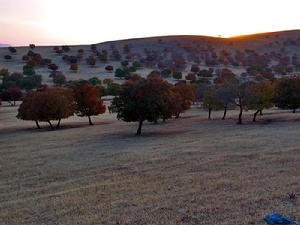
[{"left": 0, "top": 105, "right": 300, "bottom": 225}]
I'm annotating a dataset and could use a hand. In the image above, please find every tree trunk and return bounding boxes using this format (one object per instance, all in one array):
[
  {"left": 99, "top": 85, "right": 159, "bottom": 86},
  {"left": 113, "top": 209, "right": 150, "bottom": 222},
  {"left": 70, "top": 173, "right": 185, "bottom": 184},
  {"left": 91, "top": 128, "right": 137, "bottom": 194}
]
[
  {"left": 175, "top": 113, "right": 180, "bottom": 119},
  {"left": 236, "top": 97, "right": 243, "bottom": 125},
  {"left": 208, "top": 108, "right": 212, "bottom": 120},
  {"left": 88, "top": 116, "right": 94, "bottom": 125},
  {"left": 48, "top": 120, "right": 54, "bottom": 129},
  {"left": 293, "top": 108, "right": 296, "bottom": 113},
  {"left": 136, "top": 119, "right": 143, "bottom": 136},
  {"left": 56, "top": 119, "right": 61, "bottom": 129},
  {"left": 35, "top": 120, "right": 41, "bottom": 129},
  {"left": 13, "top": 100, "right": 16, "bottom": 106},
  {"left": 222, "top": 105, "right": 227, "bottom": 120},
  {"left": 259, "top": 109, "right": 263, "bottom": 116},
  {"left": 253, "top": 110, "right": 260, "bottom": 122}
]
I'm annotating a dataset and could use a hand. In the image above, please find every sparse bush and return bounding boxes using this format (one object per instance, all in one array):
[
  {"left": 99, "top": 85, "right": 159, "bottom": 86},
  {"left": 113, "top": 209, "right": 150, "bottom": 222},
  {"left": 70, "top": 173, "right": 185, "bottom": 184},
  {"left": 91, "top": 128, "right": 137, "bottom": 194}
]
[
  {"left": 185, "top": 73, "right": 197, "bottom": 81},
  {"left": 86, "top": 56, "right": 96, "bottom": 66},
  {"left": 4, "top": 55, "right": 12, "bottom": 60},
  {"left": 172, "top": 71, "right": 182, "bottom": 80},
  {"left": 70, "top": 63, "right": 79, "bottom": 72},
  {"left": 48, "top": 63, "right": 59, "bottom": 71},
  {"left": 52, "top": 72, "right": 66, "bottom": 86},
  {"left": 23, "top": 64, "right": 36, "bottom": 76},
  {"left": 8, "top": 47, "right": 17, "bottom": 54},
  {"left": 22, "top": 55, "right": 29, "bottom": 61},
  {"left": 62, "top": 45, "right": 70, "bottom": 52},
  {"left": 88, "top": 77, "right": 101, "bottom": 86},
  {"left": 105, "top": 65, "right": 114, "bottom": 72}
]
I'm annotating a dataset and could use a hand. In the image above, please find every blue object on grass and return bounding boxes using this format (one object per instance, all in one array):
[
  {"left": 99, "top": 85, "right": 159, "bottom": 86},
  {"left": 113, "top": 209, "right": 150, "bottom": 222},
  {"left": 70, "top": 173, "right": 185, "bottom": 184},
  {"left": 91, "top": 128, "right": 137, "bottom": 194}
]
[{"left": 264, "top": 214, "right": 298, "bottom": 225}]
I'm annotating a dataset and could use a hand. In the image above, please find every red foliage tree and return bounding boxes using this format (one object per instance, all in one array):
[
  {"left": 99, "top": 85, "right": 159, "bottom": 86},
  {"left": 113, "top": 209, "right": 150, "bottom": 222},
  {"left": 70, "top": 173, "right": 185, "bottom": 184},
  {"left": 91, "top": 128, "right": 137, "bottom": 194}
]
[
  {"left": 70, "top": 64, "right": 79, "bottom": 72},
  {"left": 172, "top": 84, "right": 196, "bottom": 118},
  {"left": 72, "top": 83, "right": 106, "bottom": 125},
  {"left": 17, "top": 87, "right": 75, "bottom": 129},
  {"left": 185, "top": 73, "right": 197, "bottom": 81},
  {"left": 86, "top": 57, "right": 96, "bottom": 66}
]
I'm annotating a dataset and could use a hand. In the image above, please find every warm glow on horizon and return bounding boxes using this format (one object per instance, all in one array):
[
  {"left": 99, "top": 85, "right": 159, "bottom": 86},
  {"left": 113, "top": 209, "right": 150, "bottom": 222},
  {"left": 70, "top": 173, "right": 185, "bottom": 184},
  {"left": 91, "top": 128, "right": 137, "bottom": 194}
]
[{"left": 1, "top": 0, "right": 300, "bottom": 46}]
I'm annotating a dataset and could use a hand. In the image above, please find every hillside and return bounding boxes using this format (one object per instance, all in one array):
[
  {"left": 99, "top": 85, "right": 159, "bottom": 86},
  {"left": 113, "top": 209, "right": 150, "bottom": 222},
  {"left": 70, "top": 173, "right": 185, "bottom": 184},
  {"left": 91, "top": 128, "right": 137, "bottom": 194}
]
[{"left": 1, "top": 30, "right": 300, "bottom": 86}]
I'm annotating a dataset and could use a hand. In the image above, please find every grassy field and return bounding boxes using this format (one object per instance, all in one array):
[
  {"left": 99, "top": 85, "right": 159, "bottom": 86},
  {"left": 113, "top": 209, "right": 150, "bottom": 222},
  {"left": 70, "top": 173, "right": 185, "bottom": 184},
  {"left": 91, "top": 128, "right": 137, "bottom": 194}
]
[{"left": 0, "top": 104, "right": 300, "bottom": 225}]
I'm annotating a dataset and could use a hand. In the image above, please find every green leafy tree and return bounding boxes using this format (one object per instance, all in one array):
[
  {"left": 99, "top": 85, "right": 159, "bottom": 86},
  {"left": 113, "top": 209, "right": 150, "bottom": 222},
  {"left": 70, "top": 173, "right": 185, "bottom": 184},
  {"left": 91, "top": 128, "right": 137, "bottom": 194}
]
[
  {"left": 246, "top": 81, "right": 274, "bottom": 122},
  {"left": 274, "top": 76, "right": 300, "bottom": 113},
  {"left": 172, "top": 71, "right": 182, "bottom": 80},
  {"left": 203, "top": 86, "right": 222, "bottom": 119},
  {"left": 109, "top": 76, "right": 173, "bottom": 135},
  {"left": 23, "top": 64, "right": 36, "bottom": 76}
]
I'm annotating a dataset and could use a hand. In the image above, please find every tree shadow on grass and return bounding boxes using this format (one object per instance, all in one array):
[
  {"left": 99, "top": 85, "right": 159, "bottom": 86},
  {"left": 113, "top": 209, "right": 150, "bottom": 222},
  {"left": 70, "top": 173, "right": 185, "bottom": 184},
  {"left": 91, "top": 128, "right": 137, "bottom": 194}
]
[{"left": 0, "top": 121, "right": 114, "bottom": 136}]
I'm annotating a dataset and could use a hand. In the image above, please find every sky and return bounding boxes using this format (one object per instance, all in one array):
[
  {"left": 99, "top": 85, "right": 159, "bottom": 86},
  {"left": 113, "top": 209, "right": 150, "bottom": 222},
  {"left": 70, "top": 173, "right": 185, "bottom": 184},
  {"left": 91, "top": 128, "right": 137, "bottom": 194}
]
[{"left": 0, "top": 0, "right": 300, "bottom": 46}]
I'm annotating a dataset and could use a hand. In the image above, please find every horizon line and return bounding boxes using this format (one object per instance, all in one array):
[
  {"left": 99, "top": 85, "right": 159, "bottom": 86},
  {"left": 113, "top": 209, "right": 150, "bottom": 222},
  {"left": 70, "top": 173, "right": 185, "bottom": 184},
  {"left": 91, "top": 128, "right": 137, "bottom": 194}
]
[{"left": 1, "top": 29, "right": 300, "bottom": 48}]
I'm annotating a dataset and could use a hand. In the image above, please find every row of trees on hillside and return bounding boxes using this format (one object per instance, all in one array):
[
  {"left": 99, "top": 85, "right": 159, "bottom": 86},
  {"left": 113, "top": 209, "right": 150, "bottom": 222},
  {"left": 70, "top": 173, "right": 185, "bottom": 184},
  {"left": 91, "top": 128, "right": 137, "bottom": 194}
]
[
  {"left": 4, "top": 72, "right": 300, "bottom": 135},
  {"left": 202, "top": 76, "right": 300, "bottom": 124}
]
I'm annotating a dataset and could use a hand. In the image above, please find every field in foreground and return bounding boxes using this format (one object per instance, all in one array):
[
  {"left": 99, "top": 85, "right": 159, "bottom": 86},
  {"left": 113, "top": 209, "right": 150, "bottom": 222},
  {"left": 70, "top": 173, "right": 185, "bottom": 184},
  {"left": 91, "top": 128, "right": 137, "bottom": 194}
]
[{"left": 0, "top": 105, "right": 300, "bottom": 225}]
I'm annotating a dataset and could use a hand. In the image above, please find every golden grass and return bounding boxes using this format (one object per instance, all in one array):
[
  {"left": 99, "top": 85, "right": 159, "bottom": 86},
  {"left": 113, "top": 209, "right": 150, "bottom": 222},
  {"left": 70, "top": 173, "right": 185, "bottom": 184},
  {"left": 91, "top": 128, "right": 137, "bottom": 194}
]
[{"left": 0, "top": 105, "right": 300, "bottom": 224}]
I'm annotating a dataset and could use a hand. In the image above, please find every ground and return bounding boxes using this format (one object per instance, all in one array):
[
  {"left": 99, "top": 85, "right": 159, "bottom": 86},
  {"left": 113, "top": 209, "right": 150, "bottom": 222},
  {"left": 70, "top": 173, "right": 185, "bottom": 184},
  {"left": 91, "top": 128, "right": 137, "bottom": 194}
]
[{"left": 0, "top": 104, "right": 300, "bottom": 225}]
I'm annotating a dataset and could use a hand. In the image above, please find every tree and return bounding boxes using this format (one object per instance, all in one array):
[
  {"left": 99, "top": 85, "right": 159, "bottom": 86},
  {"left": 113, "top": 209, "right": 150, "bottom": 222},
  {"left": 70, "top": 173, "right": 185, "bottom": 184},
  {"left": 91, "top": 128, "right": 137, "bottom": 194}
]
[
  {"left": 246, "top": 81, "right": 274, "bottom": 122},
  {"left": 172, "top": 71, "right": 182, "bottom": 80},
  {"left": 72, "top": 83, "right": 106, "bottom": 125},
  {"left": 23, "top": 64, "right": 36, "bottom": 76},
  {"left": 86, "top": 57, "right": 96, "bottom": 66},
  {"left": 17, "top": 87, "right": 75, "bottom": 129},
  {"left": 4, "top": 55, "right": 12, "bottom": 60},
  {"left": 203, "top": 86, "right": 221, "bottom": 119},
  {"left": 16, "top": 91, "right": 41, "bottom": 128},
  {"left": 0, "top": 68, "right": 10, "bottom": 77},
  {"left": 234, "top": 80, "right": 253, "bottom": 124},
  {"left": 88, "top": 77, "right": 102, "bottom": 86},
  {"left": 191, "top": 64, "right": 200, "bottom": 73},
  {"left": 106, "top": 83, "right": 121, "bottom": 96},
  {"left": 115, "top": 68, "right": 128, "bottom": 78},
  {"left": 132, "top": 61, "right": 141, "bottom": 68},
  {"left": 161, "top": 68, "right": 172, "bottom": 78},
  {"left": 172, "top": 84, "right": 196, "bottom": 118},
  {"left": 53, "top": 72, "right": 66, "bottom": 86},
  {"left": 109, "top": 76, "right": 173, "bottom": 135},
  {"left": 215, "top": 82, "right": 236, "bottom": 120},
  {"left": 19, "top": 75, "right": 42, "bottom": 91},
  {"left": 1, "top": 87, "right": 23, "bottom": 106},
  {"left": 105, "top": 65, "right": 114, "bottom": 72},
  {"left": 8, "top": 47, "right": 17, "bottom": 53},
  {"left": 274, "top": 76, "right": 300, "bottom": 113},
  {"left": 48, "top": 63, "right": 59, "bottom": 71},
  {"left": 185, "top": 73, "right": 197, "bottom": 82},
  {"left": 70, "top": 64, "right": 79, "bottom": 72}
]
